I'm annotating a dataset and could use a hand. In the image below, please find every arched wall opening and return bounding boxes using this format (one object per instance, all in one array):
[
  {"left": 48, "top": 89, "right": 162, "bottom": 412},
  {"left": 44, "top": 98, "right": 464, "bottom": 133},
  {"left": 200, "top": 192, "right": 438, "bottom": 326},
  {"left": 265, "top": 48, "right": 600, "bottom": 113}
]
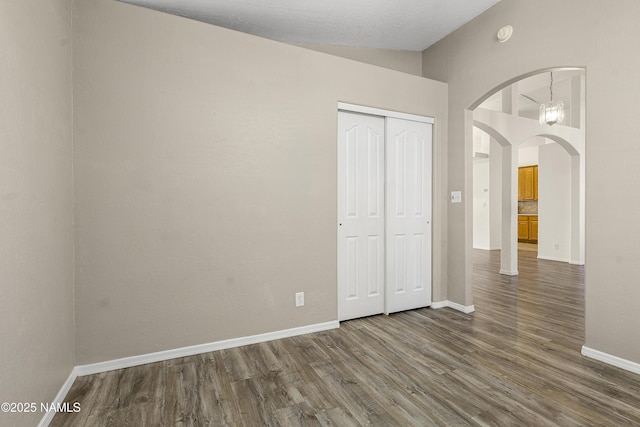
[{"left": 469, "top": 68, "right": 586, "bottom": 279}]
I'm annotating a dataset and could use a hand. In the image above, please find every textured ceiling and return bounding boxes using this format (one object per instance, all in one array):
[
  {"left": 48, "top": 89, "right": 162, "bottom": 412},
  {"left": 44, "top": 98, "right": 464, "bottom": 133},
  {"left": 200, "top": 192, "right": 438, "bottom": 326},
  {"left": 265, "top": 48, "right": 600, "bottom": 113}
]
[{"left": 119, "top": 0, "right": 501, "bottom": 51}]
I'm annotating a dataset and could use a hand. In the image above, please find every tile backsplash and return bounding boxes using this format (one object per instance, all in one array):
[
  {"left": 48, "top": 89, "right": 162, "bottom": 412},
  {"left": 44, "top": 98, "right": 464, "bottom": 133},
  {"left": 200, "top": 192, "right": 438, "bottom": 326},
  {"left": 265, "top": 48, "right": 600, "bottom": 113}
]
[{"left": 518, "top": 200, "right": 538, "bottom": 214}]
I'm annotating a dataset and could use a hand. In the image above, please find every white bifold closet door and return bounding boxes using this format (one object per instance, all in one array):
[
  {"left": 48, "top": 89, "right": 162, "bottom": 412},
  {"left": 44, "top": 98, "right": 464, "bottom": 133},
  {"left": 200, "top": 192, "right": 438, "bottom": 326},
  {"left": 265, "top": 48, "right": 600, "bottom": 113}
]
[{"left": 338, "top": 111, "right": 432, "bottom": 322}]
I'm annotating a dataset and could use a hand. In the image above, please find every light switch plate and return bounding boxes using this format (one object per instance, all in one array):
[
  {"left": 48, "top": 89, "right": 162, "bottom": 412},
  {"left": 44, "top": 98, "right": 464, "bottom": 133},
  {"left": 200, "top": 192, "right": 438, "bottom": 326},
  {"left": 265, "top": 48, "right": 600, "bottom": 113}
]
[{"left": 451, "top": 191, "right": 462, "bottom": 203}]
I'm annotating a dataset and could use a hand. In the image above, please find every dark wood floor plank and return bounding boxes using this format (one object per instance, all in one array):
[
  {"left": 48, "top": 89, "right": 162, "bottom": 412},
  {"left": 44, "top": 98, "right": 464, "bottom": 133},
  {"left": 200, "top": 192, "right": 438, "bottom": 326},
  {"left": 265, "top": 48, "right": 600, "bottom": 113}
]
[
  {"left": 49, "top": 374, "right": 103, "bottom": 427},
  {"left": 52, "top": 248, "right": 640, "bottom": 426},
  {"left": 310, "top": 361, "right": 402, "bottom": 426},
  {"left": 164, "top": 360, "right": 202, "bottom": 426},
  {"left": 331, "top": 335, "right": 474, "bottom": 426},
  {"left": 314, "top": 407, "right": 360, "bottom": 427},
  {"left": 334, "top": 325, "right": 483, "bottom": 425},
  {"left": 274, "top": 401, "right": 323, "bottom": 427},
  {"left": 197, "top": 352, "right": 241, "bottom": 425}
]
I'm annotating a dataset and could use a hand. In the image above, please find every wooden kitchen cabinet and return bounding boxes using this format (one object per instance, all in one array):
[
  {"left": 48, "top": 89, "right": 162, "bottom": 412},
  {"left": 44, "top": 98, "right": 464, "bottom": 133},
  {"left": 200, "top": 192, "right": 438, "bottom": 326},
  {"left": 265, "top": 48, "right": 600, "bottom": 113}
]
[
  {"left": 529, "top": 217, "right": 538, "bottom": 241},
  {"left": 518, "top": 215, "right": 538, "bottom": 243},
  {"left": 518, "top": 216, "right": 529, "bottom": 240},
  {"left": 533, "top": 166, "right": 538, "bottom": 200},
  {"left": 518, "top": 166, "right": 538, "bottom": 201}
]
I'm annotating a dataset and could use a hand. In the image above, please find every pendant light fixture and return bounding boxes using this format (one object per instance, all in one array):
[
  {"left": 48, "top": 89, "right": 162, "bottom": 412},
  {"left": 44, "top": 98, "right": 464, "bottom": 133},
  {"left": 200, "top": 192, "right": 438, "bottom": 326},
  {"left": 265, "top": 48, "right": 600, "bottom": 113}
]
[{"left": 539, "top": 71, "right": 565, "bottom": 126}]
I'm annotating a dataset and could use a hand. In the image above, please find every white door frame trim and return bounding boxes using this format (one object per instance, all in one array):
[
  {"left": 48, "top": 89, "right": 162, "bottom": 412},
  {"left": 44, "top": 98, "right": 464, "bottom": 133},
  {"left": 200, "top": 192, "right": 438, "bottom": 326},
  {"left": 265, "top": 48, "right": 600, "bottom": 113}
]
[{"left": 338, "top": 102, "right": 435, "bottom": 124}]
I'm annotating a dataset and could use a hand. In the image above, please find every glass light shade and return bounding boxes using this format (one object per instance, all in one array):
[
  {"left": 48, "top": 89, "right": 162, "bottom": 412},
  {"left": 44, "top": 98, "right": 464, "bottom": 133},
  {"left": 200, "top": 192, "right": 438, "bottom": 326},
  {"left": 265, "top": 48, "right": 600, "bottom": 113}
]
[{"left": 539, "top": 101, "right": 565, "bottom": 126}]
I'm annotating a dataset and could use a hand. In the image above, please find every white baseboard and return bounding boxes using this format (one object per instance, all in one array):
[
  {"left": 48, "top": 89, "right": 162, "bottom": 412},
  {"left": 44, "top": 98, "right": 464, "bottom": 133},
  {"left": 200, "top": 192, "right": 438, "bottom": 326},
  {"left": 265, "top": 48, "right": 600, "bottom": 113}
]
[
  {"left": 39, "top": 320, "right": 337, "bottom": 426},
  {"left": 431, "top": 300, "right": 448, "bottom": 309},
  {"left": 38, "top": 369, "right": 79, "bottom": 427},
  {"left": 499, "top": 269, "right": 518, "bottom": 276},
  {"left": 537, "top": 255, "right": 570, "bottom": 263},
  {"left": 75, "top": 320, "right": 338, "bottom": 377},
  {"left": 432, "top": 300, "right": 475, "bottom": 314},
  {"left": 581, "top": 346, "right": 640, "bottom": 375},
  {"left": 448, "top": 301, "right": 476, "bottom": 313}
]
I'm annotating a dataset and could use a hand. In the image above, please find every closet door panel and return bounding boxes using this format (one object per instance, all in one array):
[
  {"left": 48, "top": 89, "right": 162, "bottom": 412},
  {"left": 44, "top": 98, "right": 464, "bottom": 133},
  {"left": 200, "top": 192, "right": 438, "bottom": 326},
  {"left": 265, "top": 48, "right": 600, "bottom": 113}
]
[
  {"left": 386, "top": 118, "right": 432, "bottom": 314},
  {"left": 337, "top": 111, "right": 385, "bottom": 321}
]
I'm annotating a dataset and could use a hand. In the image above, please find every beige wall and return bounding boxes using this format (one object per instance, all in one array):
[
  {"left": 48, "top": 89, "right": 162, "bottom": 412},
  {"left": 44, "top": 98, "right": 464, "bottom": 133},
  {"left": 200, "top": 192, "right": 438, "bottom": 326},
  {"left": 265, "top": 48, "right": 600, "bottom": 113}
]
[
  {"left": 293, "top": 43, "right": 423, "bottom": 76},
  {"left": 422, "top": 0, "right": 640, "bottom": 363},
  {"left": 0, "top": 1, "right": 75, "bottom": 425},
  {"left": 73, "top": 0, "right": 447, "bottom": 364}
]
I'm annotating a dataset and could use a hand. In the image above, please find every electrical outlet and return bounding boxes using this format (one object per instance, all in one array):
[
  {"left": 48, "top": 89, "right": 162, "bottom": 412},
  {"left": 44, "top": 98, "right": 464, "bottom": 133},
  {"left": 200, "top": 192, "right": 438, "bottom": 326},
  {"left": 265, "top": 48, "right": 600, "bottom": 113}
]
[{"left": 295, "top": 292, "right": 304, "bottom": 307}]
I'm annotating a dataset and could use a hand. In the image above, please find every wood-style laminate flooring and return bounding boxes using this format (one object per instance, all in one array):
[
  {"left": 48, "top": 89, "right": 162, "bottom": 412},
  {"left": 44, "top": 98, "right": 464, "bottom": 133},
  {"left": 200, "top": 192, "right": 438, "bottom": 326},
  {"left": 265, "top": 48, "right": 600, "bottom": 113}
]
[{"left": 52, "top": 250, "right": 640, "bottom": 426}]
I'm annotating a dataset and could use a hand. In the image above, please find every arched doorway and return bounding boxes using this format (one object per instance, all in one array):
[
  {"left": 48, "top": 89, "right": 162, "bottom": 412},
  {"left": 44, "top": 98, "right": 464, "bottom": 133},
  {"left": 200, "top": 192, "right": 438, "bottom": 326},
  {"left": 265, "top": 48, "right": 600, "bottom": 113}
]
[{"left": 469, "top": 68, "right": 585, "bottom": 278}]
